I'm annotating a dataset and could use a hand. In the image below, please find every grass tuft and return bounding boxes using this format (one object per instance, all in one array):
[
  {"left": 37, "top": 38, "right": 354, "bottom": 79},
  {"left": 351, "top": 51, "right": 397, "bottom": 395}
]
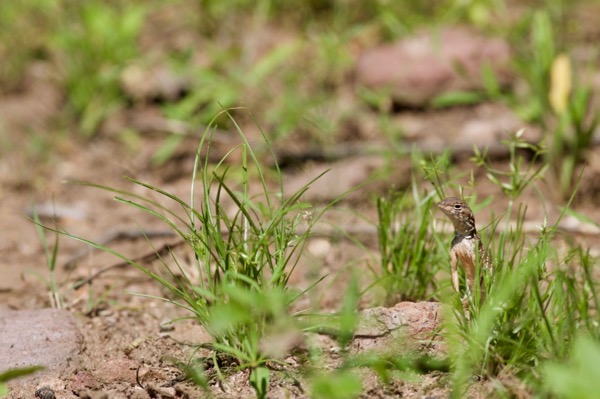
[{"left": 41, "top": 109, "right": 346, "bottom": 397}]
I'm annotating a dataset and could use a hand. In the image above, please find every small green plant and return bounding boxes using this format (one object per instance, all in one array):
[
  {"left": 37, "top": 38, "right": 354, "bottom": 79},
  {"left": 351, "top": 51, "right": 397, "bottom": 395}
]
[
  {"left": 53, "top": 1, "right": 148, "bottom": 136},
  {"left": 472, "top": 128, "right": 547, "bottom": 205},
  {"left": 510, "top": 10, "right": 556, "bottom": 125},
  {"left": 31, "top": 208, "right": 63, "bottom": 309},
  {"left": 419, "top": 150, "right": 453, "bottom": 200},
  {"left": 0, "top": 0, "right": 57, "bottom": 91},
  {"left": 376, "top": 190, "right": 441, "bottom": 304}
]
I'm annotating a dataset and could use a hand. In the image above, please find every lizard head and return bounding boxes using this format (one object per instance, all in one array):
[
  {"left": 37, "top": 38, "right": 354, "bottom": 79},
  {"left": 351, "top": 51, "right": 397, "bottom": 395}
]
[{"left": 437, "top": 197, "right": 477, "bottom": 236}]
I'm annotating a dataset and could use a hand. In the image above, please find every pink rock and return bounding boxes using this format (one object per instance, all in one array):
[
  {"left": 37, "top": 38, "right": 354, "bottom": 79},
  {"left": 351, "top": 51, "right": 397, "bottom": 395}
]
[
  {"left": 0, "top": 308, "right": 82, "bottom": 372},
  {"left": 356, "top": 27, "right": 513, "bottom": 106},
  {"left": 2, "top": 308, "right": 83, "bottom": 398},
  {"left": 351, "top": 302, "right": 445, "bottom": 355}
]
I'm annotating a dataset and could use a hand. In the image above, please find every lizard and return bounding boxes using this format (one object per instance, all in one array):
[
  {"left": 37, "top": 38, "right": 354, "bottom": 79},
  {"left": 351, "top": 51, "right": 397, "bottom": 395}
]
[{"left": 437, "top": 197, "right": 493, "bottom": 301}]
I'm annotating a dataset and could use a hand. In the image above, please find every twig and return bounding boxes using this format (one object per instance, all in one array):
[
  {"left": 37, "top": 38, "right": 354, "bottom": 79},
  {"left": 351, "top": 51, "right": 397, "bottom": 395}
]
[
  {"left": 72, "top": 240, "right": 185, "bottom": 290},
  {"left": 63, "top": 229, "right": 176, "bottom": 270}
]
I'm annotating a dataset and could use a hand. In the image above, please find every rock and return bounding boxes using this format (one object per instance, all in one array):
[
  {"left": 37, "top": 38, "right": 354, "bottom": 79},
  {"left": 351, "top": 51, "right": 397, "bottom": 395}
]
[
  {"left": 393, "top": 102, "right": 540, "bottom": 153},
  {"left": 284, "top": 156, "right": 385, "bottom": 203},
  {"left": 1, "top": 308, "right": 83, "bottom": 398},
  {"left": 352, "top": 302, "right": 443, "bottom": 355},
  {"left": 120, "top": 62, "right": 189, "bottom": 103},
  {"left": 308, "top": 238, "right": 332, "bottom": 258},
  {"left": 355, "top": 27, "right": 513, "bottom": 107},
  {"left": 166, "top": 320, "right": 212, "bottom": 345},
  {"left": 0, "top": 308, "right": 82, "bottom": 371}
]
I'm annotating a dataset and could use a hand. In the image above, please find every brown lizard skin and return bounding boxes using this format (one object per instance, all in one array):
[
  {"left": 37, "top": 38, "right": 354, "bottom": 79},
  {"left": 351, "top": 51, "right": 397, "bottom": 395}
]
[{"left": 437, "top": 197, "right": 493, "bottom": 296}]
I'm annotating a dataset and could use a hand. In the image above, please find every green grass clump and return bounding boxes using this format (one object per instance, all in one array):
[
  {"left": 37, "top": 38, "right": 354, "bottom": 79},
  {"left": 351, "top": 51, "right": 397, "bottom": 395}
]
[
  {"left": 376, "top": 190, "right": 441, "bottom": 304},
  {"left": 50, "top": 110, "right": 339, "bottom": 397}
]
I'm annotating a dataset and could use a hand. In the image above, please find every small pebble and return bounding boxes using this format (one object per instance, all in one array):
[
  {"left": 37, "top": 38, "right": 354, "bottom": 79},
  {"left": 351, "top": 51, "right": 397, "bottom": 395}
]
[{"left": 159, "top": 320, "right": 175, "bottom": 332}]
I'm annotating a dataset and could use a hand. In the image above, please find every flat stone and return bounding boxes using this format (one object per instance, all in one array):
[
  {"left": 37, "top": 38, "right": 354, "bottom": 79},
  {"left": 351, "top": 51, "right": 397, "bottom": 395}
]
[
  {"left": 356, "top": 26, "right": 513, "bottom": 106},
  {"left": 283, "top": 156, "right": 386, "bottom": 202},
  {"left": 352, "top": 302, "right": 444, "bottom": 355},
  {"left": 1, "top": 308, "right": 82, "bottom": 397},
  {"left": 393, "top": 102, "right": 541, "bottom": 153},
  {"left": 356, "top": 302, "right": 441, "bottom": 337}
]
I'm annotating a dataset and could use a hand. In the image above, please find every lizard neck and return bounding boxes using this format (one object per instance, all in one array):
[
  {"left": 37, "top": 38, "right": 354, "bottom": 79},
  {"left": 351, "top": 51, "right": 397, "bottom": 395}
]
[
  {"left": 454, "top": 230, "right": 477, "bottom": 240},
  {"left": 452, "top": 219, "right": 477, "bottom": 239},
  {"left": 437, "top": 199, "right": 479, "bottom": 240}
]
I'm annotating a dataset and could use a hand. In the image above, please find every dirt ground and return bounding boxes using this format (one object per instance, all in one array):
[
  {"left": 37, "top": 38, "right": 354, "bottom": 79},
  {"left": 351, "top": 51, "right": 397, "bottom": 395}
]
[
  {"left": 4, "top": 99, "right": 600, "bottom": 398},
  {"left": 3, "top": 7, "right": 600, "bottom": 398},
  {"left": 0, "top": 125, "right": 447, "bottom": 398}
]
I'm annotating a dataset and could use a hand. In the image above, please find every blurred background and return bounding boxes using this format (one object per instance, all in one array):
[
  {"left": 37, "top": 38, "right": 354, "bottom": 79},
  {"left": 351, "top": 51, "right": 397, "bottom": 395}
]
[{"left": 2, "top": 0, "right": 599, "bottom": 197}]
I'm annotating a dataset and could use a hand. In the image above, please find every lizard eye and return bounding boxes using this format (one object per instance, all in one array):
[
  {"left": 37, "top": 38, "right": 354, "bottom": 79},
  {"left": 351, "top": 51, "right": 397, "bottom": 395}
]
[{"left": 453, "top": 204, "right": 462, "bottom": 209}]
